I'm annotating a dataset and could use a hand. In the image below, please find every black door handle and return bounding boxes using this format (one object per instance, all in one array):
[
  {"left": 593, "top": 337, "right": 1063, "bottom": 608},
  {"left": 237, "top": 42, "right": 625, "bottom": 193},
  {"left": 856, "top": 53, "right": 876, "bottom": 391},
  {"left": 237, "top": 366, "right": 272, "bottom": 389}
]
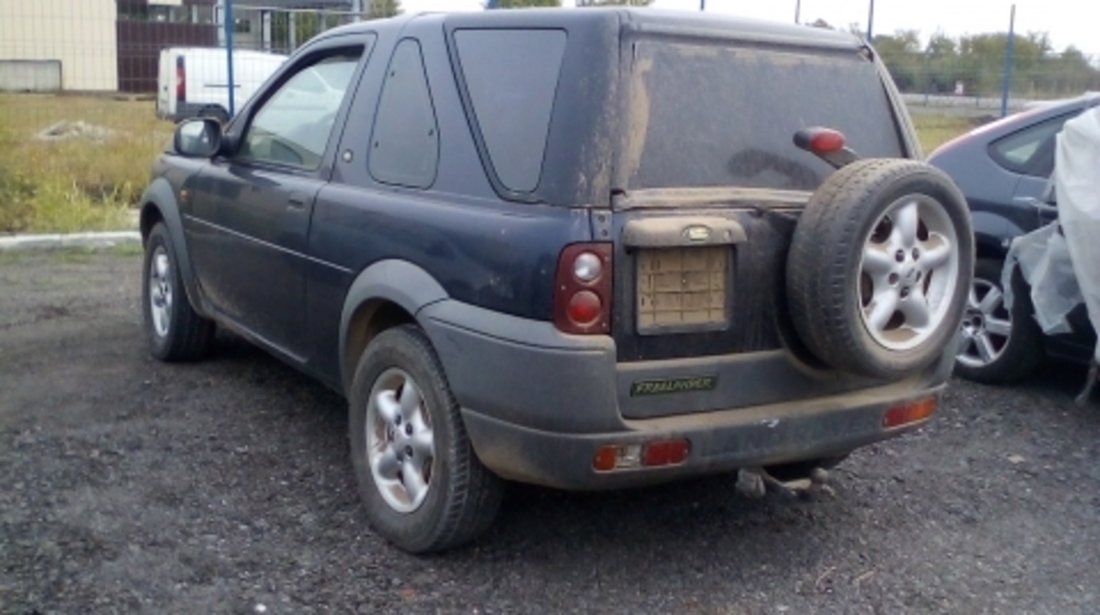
[{"left": 287, "top": 193, "right": 307, "bottom": 208}]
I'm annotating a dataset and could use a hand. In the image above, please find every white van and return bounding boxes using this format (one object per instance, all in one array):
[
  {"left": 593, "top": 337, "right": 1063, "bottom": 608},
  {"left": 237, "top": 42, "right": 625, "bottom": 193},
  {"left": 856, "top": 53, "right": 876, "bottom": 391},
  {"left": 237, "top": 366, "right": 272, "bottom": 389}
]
[{"left": 156, "top": 47, "right": 287, "bottom": 123}]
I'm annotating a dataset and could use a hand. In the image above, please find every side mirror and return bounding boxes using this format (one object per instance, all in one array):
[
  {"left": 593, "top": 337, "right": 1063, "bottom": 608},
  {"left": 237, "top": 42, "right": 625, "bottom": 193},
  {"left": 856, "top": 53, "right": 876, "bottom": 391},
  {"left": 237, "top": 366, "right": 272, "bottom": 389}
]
[{"left": 173, "top": 118, "right": 222, "bottom": 158}]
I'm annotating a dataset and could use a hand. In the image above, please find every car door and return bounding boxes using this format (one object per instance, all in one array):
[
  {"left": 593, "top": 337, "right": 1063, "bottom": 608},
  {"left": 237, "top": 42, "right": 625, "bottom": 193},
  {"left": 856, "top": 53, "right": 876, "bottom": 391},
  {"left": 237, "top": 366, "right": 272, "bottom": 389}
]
[
  {"left": 990, "top": 112, "right": 1080, "bottom": 229},
  {"left": 185, "top": 44, "right": 364, "bottom": 360}
]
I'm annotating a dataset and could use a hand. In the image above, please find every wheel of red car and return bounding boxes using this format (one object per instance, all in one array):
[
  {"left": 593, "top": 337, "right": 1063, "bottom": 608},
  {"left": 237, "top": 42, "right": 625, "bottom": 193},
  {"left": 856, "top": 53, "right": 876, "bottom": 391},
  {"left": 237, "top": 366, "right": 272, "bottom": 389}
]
[
  {"left": 348, "top": 325, "right": 503, "bottom": 553},
  {"left": 787, "top": 159, "right": 974, "bottom": 379}
]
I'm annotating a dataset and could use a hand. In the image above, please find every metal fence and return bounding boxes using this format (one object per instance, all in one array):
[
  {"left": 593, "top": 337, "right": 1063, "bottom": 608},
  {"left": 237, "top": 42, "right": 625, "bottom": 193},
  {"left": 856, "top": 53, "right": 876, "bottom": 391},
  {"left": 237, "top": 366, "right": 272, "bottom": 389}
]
[
  {"left": 4, "top": 2, "right": 1098, "bottom": 107},
  {"left": 889, "top": 67, "right": 1100, "bottom": 117},
  {"left": 0, "top": 1, "right": 370, "bottom": 102}
]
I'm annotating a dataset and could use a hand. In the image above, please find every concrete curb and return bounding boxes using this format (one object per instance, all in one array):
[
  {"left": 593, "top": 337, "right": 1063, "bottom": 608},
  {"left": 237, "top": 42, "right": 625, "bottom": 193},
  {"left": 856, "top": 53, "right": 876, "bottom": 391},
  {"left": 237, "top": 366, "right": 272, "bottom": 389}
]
[{"left": 0, "top": 231, "right": 141, "bottom": 252}]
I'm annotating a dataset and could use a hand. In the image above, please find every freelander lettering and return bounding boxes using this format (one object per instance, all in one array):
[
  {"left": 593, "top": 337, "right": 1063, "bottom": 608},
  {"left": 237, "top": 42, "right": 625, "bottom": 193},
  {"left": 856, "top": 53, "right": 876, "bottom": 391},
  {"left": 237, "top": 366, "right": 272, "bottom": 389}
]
[{"left": 630, "top": 376, "right": 717, "bottom": 397}]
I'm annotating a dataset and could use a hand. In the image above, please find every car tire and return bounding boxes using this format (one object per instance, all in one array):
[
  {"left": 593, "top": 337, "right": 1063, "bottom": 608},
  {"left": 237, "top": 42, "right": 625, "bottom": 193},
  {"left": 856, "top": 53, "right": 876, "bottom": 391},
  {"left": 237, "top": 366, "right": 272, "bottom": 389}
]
[
  {"left": 142, "top": 222, "right": 214, "bottom": 361},
  {"left": 787, "top": 159, "right": 974, "bottom": 380},
  {"left": 349, "top": 325, "right": 503, "bottom": 554},
  {"left": 954, "top": 258, "right": 1043, "bottom": 383}
]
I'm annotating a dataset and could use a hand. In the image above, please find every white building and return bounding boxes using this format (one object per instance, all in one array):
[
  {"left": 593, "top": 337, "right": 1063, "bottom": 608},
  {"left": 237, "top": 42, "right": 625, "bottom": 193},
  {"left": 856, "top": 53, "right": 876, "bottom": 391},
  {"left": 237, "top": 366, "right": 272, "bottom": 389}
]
[{"left": 0, "top": 0, "right": 119, "bottom": 91}]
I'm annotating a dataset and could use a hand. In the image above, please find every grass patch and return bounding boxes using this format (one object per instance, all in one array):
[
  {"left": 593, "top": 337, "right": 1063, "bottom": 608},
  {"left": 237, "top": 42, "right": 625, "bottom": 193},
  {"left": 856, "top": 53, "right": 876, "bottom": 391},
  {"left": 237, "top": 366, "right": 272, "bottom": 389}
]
[
  {"left": 0, "top": 94, "right": 174, "bottom": 233},
  {"left": 912, "top": 114, "right": 979, "bottom": 155}
]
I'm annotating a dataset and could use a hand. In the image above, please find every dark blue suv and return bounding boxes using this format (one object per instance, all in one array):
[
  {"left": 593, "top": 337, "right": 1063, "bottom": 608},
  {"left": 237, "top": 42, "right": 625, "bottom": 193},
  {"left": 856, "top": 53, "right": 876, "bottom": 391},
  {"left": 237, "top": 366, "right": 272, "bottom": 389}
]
[{"left": 140, "top": 9, "right": 973, "bottom": 552}]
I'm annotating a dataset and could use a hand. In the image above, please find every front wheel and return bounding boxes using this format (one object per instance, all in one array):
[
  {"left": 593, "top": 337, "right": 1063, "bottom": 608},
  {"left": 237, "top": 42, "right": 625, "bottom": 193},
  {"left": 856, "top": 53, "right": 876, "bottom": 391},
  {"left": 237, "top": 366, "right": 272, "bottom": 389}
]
[
  {"left": 142, "top": 222, "right": 214, "bottom": 361},
  {"left": 954, "top": 258, "right": 1043, "bottom": 383},
  {"left": 349, "top": 325, "right": 503, "bottom": 553}
]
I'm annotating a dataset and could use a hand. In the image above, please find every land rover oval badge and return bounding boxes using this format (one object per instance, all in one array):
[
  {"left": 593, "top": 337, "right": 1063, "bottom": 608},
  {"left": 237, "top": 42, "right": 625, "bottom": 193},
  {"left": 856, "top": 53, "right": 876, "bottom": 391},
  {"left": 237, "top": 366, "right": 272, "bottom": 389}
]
[{"left": 684, "top": 225, "right": 711, "bottom": 242}]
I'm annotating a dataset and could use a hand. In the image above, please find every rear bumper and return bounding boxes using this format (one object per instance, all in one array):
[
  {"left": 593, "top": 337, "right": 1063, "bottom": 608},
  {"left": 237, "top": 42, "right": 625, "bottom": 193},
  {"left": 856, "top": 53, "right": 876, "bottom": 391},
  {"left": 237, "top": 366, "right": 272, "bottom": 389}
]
[
  {"left": 419, "top": 299, "right": 952, "bottom": 490},
  {"left": 461, "top": 386, "right": 940, "bottom": 489}
]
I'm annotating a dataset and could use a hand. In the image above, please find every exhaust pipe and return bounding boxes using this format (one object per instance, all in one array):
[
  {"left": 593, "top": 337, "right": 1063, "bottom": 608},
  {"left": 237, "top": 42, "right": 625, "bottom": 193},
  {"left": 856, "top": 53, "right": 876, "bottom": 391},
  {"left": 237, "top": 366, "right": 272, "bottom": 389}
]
[{"left": 735, "top": 466, "right": 834, "bottom": 499}]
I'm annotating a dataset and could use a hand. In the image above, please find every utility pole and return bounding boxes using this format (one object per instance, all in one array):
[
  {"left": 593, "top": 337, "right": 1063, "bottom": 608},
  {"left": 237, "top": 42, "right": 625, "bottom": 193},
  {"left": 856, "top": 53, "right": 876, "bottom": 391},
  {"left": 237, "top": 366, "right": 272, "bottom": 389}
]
[
  {"left": 1001, "top": 4, "right": 1017, "bottom": 117},
  {"left": 795, "top": 0, "right": 801, "bottom": 24},
  {"left": 867, "top": 0, "right": 875, "bottom": 40},
  {"left": 224, "top": 0, "right": 235, "bottom": 117},
  {"left": 700, "top": 0, "right": 706, "bottom": 11}
]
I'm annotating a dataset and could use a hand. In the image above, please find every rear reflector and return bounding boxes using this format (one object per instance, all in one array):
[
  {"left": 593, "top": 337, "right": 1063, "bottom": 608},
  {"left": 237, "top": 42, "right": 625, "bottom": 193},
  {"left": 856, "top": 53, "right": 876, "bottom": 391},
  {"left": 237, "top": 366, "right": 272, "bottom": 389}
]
[
  {"left": 643, "top": 439, "right": 691, "bottom": 467},
  {"left": 883, "top": 396, "right": 938, "bottom": 428},
  {"left": 594, "top": 439, "right": 690, "bottom": 472}
]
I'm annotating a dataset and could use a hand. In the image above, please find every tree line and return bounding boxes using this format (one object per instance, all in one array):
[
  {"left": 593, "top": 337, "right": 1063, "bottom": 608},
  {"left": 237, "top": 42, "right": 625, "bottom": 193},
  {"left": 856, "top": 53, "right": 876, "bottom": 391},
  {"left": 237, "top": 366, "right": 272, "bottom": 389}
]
[{"left": 871, "top": 30, "right": 1100, "bottom": 98}]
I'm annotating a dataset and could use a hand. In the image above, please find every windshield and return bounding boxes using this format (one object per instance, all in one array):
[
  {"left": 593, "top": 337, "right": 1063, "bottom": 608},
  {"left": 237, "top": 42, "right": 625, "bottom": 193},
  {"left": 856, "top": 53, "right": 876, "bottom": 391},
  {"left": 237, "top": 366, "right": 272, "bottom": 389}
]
[{"left": 623, "top": 39, "right": 905, "bottom": 192}]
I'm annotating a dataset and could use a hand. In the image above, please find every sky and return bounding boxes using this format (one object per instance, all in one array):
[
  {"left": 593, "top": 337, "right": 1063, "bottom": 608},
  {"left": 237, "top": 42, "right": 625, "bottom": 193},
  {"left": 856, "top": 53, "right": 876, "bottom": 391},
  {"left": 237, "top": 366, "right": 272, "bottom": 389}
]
[{"left": 396, "top": 0, "right": 1100, "bottom": 60}]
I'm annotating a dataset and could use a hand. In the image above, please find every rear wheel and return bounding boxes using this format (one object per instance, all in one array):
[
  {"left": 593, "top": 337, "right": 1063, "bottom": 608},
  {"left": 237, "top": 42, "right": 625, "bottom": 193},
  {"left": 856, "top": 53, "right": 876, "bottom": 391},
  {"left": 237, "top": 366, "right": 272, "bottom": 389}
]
[
  {"left": 954, "top": 258, "right": 1043, "bottom": 383},
  {"left": 349, "top": 325, "right": 503, "bottom": 553}
]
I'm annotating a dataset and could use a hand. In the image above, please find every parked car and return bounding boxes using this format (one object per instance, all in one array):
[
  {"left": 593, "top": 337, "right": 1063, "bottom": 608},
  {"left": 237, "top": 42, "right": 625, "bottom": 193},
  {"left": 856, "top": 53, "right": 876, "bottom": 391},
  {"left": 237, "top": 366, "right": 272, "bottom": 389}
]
[
  {"left": 156, "top": 47, "right": 287, "bottom": 124},
  {"left": 140, "top": 9, "right": 973, "bottom": 553},
  {"left": 928, "top": 93, "right": 1100, "bottom": 383}
]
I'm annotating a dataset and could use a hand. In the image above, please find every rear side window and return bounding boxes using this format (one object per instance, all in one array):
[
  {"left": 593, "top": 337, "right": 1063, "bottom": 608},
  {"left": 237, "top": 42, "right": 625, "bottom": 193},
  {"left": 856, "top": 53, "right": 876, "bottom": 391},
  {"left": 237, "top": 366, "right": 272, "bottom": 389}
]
[
  {"left": 369, "top": 39, "right": 439, "bottom": 189},
  {"left": 989, "top": 113, "right": 1075, "bottom": 178},
  {"left": 454, "top": 29, "right": 567, "bottom": 193},
  {"left": 624, "top": 40, "right": 905, "bottom": 192}
]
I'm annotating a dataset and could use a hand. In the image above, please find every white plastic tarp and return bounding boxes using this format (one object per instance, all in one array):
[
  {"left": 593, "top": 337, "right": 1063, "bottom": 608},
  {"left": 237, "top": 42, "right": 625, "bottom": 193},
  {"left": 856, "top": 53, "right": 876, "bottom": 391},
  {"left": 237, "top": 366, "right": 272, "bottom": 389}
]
[
  {"left": 1056, "top": 108, "right": 1100, "bottom": 362},
  {"left": 1004, "top": 107, "right": 1100, "bottom": 362},
  {"left": 1004, "top": 222, "right": 1080, "bottom": 335}
]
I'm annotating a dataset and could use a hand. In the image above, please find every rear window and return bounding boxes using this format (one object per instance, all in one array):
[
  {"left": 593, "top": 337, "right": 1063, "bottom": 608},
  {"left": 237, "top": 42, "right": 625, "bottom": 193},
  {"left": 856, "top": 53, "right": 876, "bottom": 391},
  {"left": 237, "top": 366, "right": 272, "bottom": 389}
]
[
  {"left": 454, "top": 29, "right": 567, "bottom": 193},
  {"left": 624, "top": 40, "right": 905, "bottom": 192}
]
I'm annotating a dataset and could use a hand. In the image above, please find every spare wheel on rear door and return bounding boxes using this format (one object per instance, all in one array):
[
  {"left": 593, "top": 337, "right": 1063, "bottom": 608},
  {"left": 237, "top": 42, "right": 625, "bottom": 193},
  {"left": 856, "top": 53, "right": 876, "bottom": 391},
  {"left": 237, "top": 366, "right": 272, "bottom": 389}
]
[{"left": 787, "top": 159, "right": 974, "bottom": 380}]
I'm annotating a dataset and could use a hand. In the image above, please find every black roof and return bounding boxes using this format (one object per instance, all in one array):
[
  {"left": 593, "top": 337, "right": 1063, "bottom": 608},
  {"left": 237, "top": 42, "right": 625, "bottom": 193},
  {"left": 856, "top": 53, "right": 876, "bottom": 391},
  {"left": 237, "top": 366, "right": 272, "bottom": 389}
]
[{"left": 323, "top": 7, "right": 863, "bottom": 50}]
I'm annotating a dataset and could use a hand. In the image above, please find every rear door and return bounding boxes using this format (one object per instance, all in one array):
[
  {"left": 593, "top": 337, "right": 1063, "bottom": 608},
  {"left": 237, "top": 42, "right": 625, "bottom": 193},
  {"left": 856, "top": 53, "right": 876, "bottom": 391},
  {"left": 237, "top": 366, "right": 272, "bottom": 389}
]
[
  {"left": 609, "top": 34, "right": 909, "bottom": 417},
  {"left": 185, "top": 41, "right": 366, "bottom": 360}
]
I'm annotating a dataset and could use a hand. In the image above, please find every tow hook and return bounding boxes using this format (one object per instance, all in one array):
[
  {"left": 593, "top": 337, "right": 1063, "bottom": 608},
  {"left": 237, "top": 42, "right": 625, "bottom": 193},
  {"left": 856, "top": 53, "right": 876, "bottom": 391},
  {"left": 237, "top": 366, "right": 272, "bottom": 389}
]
[{"left": 735, "top": 466, "right": 834, "bottom": 499}]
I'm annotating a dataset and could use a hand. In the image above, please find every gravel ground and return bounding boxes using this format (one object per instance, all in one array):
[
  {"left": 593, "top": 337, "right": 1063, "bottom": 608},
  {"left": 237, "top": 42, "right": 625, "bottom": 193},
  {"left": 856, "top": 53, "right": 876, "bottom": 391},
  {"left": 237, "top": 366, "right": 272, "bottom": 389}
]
[{"left": 2, "top": 250, "right": 1099, "bottom": 614}]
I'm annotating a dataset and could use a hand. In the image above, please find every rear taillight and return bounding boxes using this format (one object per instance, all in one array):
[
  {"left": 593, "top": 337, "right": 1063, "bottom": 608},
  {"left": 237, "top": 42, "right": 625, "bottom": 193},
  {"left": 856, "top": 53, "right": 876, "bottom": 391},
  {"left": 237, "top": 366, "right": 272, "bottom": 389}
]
[
  {"left": 176, "top": 55, "right": 186, "bottom": 103},
  {"left": 554, "top": 243, "right": 612, "bottom": 334}
]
